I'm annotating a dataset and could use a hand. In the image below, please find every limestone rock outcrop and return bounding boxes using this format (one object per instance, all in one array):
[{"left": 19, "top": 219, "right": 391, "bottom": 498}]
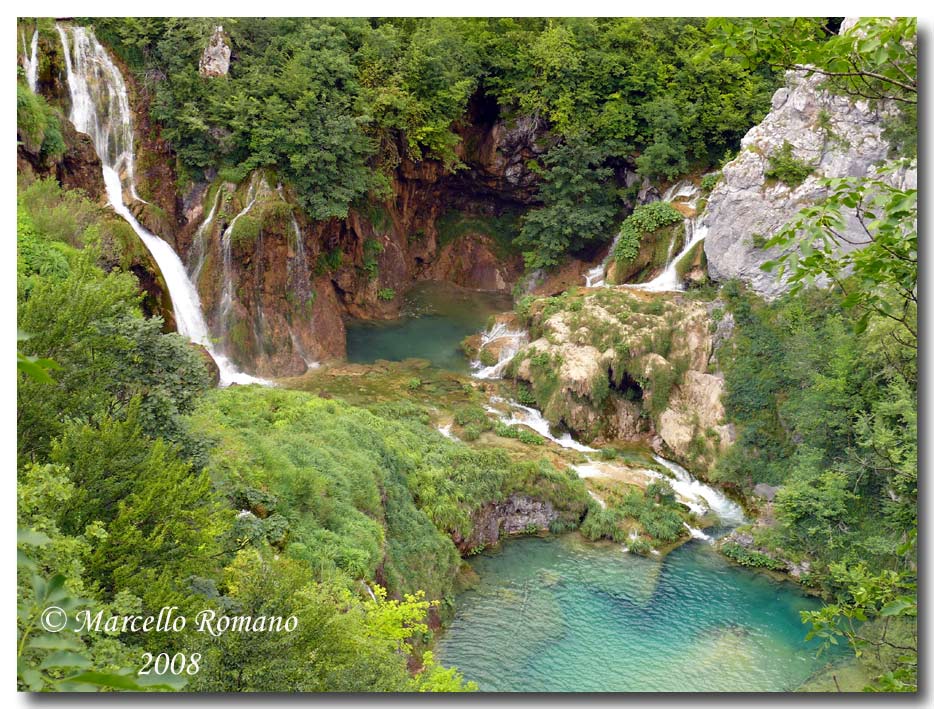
[
  {"left": 703, "top": 64, "right": 915, "bottom": 298},
  {"left": 509, "top": 289, "right": 734, "bottom": 471},
  {"left": 199, "top": 26, "right": 231, "bottom": 78},
  {"left": 452, "top": 494, "right": 584, "bottom": 553}
]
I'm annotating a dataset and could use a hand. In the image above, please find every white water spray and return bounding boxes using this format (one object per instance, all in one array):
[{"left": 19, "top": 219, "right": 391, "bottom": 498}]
[
  {"left": 471, "top": 322, "right": 528, "bottom": 380},
  {"left": 485, "top": 398, "right": 599, "bottom": 453},
  {"left": 648, "top": 456, "right": 745, "bottom": 526},
  {"left": 56, "top": 24, "right": 266, "bottom": 386},
  {"left": 583, "top": 180, "right": 708, "bottom": 291},
  {"left": 218, "top": 178, "right": 260, "bottom": 335},
  {"left": 21, "top": 28, "right": 39, "bottom": 93}
]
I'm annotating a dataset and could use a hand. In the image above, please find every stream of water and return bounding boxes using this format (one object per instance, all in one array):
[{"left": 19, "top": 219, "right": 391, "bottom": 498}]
[{"left": 21, "top": 27, "right": 39, "bottom": 93}]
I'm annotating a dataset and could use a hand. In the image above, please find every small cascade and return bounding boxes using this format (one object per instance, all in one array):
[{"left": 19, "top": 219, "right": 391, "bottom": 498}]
[
  {"left": 436, "top": 423, "right": 459, "bottom": 441},
  {"left": 483, "top": 394, "right": 743, "bottom": 529},
  {"left": 361, "top": 581, "right": 378, "bottom": 603},
  {"left": 188, "top": 188, "right": 222, "bottom": 284},
  {"left": 648, "top": 456, "right": 745, "bottom": 526},
  {"left": 630, "top": 181, "right": 705, "bottom": 293},
  {"left": 471, "top": 322, "right": 528, "bottom": 379},
  {"left": 485, "top": 398, "right": 599, "bottom": 453},
  {"left": 684, "top": 523, "right": 711, "bottom": 541},
  {"left": 56, "top": 24, "right": 266, "bottom": 387},
  {"left": 583, "top": 180, "right": 707, "bottom": 291},
  {"left": 583, "top": 263, "right": 607, "bottom": 288},
  {"left": 21, "top": 28, "right": 39, "bottom": 92}
]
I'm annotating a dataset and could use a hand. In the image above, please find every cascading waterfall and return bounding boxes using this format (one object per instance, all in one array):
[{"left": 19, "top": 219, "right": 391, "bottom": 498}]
[
  {"left": 647, "top": 455, "right": 745, "bottom": 525},
  {"left": 471, "top": 322, "right": 528, "bottom": 379},
  {"left": 485, "top": 397, "right": 599, "bottom": 453},
  {"left": 485, "top": 396, "right": 744, "bottom": 531},
  {"left": 56, "top": 24, "right": 266, "bottom": 386},
  {"left": 583, "top": 180, "right": 708, "bottom": 291},
  {"left": 21, "top": 28, "right": 39, "bottom": 93}
]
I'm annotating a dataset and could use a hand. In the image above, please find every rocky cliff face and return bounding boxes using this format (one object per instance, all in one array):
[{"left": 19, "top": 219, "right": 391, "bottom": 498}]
[
  {"left": 199, "top": 26, "right": 231, "bottom": 78},
  {"left": 703, "top": 66, "right": 914, "bottom": 298},
  {"left": 452, "top": 495, "right": 573, "bottom": 553}
]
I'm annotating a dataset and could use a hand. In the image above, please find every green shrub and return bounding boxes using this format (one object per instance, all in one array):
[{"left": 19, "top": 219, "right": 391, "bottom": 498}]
[
  {"left": 701, "top": 172, "right": 721, "bottom": 192},
  {"left": 230, "top": 214, "right": 262, "bottom": 246},
  {"left": 516, "top": 382, "right": 537, "bottom": 406},
  {"left": 764, "top": 141, "right": 814, "bottom": 188},
  {"left": 453, "top": 405, "right": 488, "bottom": 428},
  {"left": 628, "top": 537, "right": 652, "bottom": 555},
  {"left": 377, "top": 288, "right": 396, "bottom": 301},
  {"left": 720, "top": 542, "right": 786, "bottom": 571}
]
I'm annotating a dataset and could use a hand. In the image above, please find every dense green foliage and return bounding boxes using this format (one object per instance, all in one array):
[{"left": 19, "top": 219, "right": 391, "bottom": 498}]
[
  {"left": 16, "top": 180, "right": 494, "bottom": 691},
  {"left": 580, "top": 480, "right": 688, "bottom": 551},
  {"left": 17, "top": 81, "right": 66, "bottom": 162},
  {"left": 85, "top": 17, "right": 776, "bottom": 267},
  {"left": 18, "top": 15, "right": 918, "bottom": 693},
  {"left": 715, "top": 284, "right": 916, "bottom": 688},
  {"left": 515, "top": 141, "right": 617, "bottom": 269},
  {"left": 189, "top": 386, "right": 586, "bottom": 602}
]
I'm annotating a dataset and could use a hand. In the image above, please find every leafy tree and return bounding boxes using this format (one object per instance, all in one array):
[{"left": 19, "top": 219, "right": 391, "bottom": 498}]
[
  {"left": 762, "top": 165, "right": 917, "bottom": 346},
  {"left": 516, "top": 140, "right": 617, "bottom": 269}
]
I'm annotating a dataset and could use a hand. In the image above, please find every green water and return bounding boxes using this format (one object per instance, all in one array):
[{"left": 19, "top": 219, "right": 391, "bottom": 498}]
[
  {"left": 345, "top": 281, "right": 513, "bottom": 372},
  {"left": 437, "top": 535, "right": 847, "bottom": 692}
]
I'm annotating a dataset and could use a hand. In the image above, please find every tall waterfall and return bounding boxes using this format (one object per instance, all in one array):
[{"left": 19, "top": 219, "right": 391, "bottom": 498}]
[
  {"left": 56, "top": 24, "right": 266, "bottom": 386},
  {"left": 21, "top": 28, "right": 39, "bottom": 92}
]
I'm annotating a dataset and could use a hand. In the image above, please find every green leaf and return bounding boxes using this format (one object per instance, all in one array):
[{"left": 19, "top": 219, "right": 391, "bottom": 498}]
[
  {"left": 18, "top": 528, "right": 52, "bottom": 547},
  {"left": 40, "top": 651, "right": 93, "bottom": 670},
  {"left": 880, "top": 598, "right": 915, "bottom": 617}
]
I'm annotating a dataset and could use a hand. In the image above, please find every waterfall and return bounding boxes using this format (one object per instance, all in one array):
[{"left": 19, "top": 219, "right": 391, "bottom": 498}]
[
  {"left": 289, "top": 328, "right": 319, "bottom": 370},
  {"left": 56, "top": 24, "right": 266, "bottom": 387},
  {"left": 629, "top": 182, "right": 706, "bottom": 293},
  {"left": 485, "top": 397, "right": 599, "bottom": 453},
  {"left": 188, "top": 188, "right": 222, "bottom": 284},
  {"left": 471, "top": 322, "right": 528, "bottom": 380},
  {"left": 647, "top": 456, "right": 745, "bottom": 526},
  {"left": 21, "top": 28, "right": 39, "bottom": 92}
]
